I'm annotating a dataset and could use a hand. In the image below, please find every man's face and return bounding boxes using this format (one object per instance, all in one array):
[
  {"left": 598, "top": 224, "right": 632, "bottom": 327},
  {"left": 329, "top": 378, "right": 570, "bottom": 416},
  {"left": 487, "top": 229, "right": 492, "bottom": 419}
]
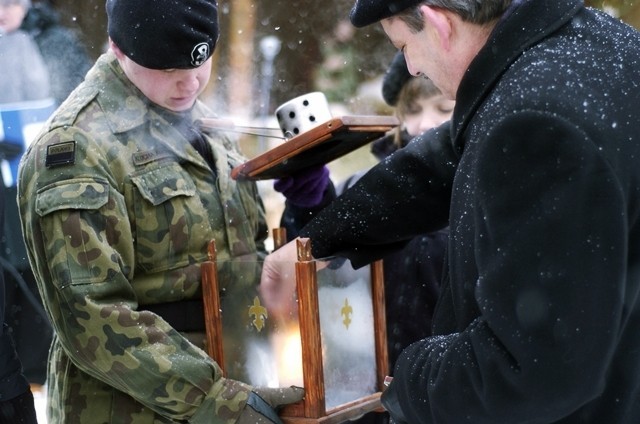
[
  {"left": 381, "top": 14, "right": 456, "bottom": 100},
  {"left": 113, "top": 43, "right": 212, "bottom": 112}
]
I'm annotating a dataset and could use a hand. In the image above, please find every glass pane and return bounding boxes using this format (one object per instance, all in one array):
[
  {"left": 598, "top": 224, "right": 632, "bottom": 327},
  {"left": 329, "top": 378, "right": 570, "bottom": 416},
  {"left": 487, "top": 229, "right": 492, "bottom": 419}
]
[
  {"left": 215, "top": 257, "right": 378, "bottom": 409},
  {"left": 318, "top": 258, "right": 377, "bottom": 409},
  {"left": 216, "top": 260, "right": 303, "bottom": 388}
]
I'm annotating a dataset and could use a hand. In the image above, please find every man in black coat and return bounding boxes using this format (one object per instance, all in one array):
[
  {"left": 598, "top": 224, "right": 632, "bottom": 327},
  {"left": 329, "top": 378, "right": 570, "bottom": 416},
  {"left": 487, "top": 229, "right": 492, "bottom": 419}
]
[
  {"left": 0, "top": 184, "right": 38, "bottom": 424},
  {"left": 260, "top": 0, "right": 640, "bottom": 422}
]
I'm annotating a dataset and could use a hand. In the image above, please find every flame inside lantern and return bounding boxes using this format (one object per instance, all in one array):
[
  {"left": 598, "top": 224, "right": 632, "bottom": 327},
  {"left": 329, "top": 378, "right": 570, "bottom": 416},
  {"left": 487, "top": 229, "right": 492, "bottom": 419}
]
[{"left": 272, "top": 323, "right": 304, "bottom": 387}]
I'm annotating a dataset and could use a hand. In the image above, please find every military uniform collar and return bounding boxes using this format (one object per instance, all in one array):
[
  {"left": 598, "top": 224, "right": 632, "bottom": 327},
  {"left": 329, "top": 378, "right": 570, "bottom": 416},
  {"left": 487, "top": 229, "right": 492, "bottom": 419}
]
[
  {"left": 93, "top": 52, "right": 213, "bottom": 164},
  {"left": 85, "top": 51, "right": 150, "bottom": 135},
  {"left": 95, "top": 52, "right": 212, "bottom": 135}
]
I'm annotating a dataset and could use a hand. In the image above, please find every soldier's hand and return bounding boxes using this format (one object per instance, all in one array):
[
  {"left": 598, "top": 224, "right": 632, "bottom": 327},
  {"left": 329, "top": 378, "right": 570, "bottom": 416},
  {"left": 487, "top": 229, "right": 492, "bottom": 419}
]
[{"left": 236, "top": 386, "right": 305, "bottom": 424}]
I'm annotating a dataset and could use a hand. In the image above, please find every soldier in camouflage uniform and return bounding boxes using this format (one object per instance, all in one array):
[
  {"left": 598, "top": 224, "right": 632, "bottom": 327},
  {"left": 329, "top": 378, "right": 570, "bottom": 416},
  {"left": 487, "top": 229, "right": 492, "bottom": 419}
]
[{"left": 16, "top": 0, "right": 305, "bottom": 422}]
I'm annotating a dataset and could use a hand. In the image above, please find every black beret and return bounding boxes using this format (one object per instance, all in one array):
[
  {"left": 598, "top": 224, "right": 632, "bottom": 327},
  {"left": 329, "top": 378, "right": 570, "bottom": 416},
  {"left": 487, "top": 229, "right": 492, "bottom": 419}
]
[
  {"left": 106, "top": 0, "right": 219, "bottom": 70},
  {"left": 350, "top": 0, "right": 424, "bottom": 27},
  {"left": 381, "top": 51, "right": 412, "bottom": 106}
]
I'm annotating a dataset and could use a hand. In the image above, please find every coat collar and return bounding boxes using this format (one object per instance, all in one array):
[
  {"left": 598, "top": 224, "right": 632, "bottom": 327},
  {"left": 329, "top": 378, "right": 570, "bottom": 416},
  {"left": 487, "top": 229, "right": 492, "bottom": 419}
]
[{"left": 451, "top": 0, "right": 584, "bottom": 151}]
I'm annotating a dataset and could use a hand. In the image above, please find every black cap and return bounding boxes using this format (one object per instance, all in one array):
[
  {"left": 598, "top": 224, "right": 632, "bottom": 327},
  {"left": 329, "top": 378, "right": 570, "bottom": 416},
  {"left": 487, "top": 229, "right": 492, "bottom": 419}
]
[
  {"left": 381, "top": 51, "right": 412, "bottom": 106},
  {"left": 350, "top": 0, "right": 424, "bottom": 28},
  {"left": 106, "top": 0, "right": 219, "bottom": 70}
]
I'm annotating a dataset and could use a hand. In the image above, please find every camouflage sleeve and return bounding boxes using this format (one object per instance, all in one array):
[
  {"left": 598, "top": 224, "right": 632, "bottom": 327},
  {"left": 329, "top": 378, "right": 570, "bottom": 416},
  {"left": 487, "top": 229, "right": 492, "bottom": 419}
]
[
  {"left": 247, "top": 181, "right": 269, "bottom": 262},
  {"left": 17, "top": 129, "right": 253, "bottom": 423}
]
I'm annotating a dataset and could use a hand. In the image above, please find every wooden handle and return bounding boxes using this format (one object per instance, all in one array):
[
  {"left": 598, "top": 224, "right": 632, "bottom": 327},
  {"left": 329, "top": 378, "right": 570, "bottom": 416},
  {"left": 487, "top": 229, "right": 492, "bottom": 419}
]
[
  {"left": 201, "top": 240, "right": 226, "bottom": 372},
  {"left": 272, "top": 227, "right": 288, "bottom": 251},
  {"left": 295, "top": 238, "right": 326, "bottom": 417}
]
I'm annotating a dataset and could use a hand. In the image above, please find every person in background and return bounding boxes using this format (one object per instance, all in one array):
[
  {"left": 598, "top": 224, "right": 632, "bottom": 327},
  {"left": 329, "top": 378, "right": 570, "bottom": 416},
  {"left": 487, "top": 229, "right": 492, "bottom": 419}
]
[
  {"left": 17, "top": 0, "right": 306, "bottom": 422},
  {"left": 20, "top": 0, "right": 93, "bottom": 106},
  {"left": 261, "top": 0, "right": 640, "bottom": 423},
  {"left": 0, "top": 0, "right": 50, "bottom": 103},
  {"left": 0, "top": 0, "right": 53, "bottom": 392},
  {"left": 381, "top": 52, "right": 455, "bottom": 146},
  {"left": 0, "top": 183, "right": 38, "bottom": 424}
]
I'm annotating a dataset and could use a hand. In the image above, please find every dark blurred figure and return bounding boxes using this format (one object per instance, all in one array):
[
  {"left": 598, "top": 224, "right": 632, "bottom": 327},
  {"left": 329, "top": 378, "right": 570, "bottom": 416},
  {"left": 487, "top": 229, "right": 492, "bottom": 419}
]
[
  {"left": 0, "top": 184, "right": 38, "bottom": 424},
  {"left": 21, "top": 0, "right": 92, "bottom": 105},
  {"left": 0, "top": 0, "right": 53, "bottom": 389},
  {"left": 0, "top": 185, "right": 52, "bottom": 388}
]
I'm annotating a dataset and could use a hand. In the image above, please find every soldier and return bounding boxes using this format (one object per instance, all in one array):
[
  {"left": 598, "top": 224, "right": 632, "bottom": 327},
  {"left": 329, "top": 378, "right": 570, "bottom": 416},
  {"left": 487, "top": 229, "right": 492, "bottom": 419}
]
[{"left": 17, "top": 0, "right": 309, "bottom": 422}]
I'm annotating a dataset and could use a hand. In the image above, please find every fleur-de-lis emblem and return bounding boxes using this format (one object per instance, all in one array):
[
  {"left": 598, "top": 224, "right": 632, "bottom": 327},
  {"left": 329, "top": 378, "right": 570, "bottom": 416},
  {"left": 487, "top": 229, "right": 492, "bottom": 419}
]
[
  {"left": 248, "top": 296, "right": 268, "bottom": 332},
  {"left": 341, "top": 298, "right": 353, "bottom": 329}
]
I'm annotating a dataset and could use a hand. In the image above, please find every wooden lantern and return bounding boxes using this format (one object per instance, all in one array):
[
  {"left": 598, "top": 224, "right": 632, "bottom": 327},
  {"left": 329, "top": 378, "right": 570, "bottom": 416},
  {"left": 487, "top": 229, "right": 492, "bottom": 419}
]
[{"left": 201, "top": 230, "right": 389, "bottom": 423}]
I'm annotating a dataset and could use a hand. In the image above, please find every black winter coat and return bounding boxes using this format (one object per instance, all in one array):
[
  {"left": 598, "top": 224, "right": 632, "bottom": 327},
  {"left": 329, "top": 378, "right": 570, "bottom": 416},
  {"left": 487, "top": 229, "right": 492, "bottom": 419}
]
[
  {"left": 0, "top": 184, "right": 30, "bottom": 403},
  {"left": 300, "top": 0, "right": 640, "bottom": 422}
]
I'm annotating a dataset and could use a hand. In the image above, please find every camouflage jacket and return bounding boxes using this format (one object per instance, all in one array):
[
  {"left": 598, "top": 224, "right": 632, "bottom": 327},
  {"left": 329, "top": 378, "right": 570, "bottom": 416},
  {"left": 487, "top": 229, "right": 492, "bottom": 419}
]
[{"left": 17, "top": 51, "right": 268, "bottom": 423}]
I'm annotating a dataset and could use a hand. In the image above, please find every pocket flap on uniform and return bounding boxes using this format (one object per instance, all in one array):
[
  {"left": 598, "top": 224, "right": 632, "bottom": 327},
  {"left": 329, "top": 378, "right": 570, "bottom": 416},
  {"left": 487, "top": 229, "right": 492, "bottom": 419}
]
[
  {"left": 130, "top": 164, "right": 196, "bottom": 206},
  {"left": 35, "top": 178, "right": 110, "bottom": 216}
]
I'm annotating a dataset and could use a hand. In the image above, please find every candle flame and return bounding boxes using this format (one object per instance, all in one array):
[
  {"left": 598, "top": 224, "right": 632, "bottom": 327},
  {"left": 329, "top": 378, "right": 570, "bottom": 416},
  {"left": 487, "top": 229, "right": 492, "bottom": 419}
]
[{"left": 272, "top": 324, "right": 304, "bottom": 387}]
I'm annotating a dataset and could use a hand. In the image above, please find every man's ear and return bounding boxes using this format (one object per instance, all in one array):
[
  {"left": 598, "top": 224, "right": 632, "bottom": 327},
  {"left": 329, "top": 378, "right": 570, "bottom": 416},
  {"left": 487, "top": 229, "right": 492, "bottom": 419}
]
[
  {"left": 421, "top": 5, "right": 453, "bottom": 51},
  {"left": 109, "top": 38, "right": 124, "bottom": 59}
]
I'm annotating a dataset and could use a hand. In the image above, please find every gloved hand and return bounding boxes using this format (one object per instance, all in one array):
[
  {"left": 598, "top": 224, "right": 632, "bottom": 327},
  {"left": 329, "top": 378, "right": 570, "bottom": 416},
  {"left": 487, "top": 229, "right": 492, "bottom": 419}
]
[
  {"left": 381, "top": 380, "right": 408, "bottom": 424},
  {"left": 236, "top": 386, "right": 305, "bottom": 424},
  {"left": 273, "top": 165, "right": 330, "bottom": 208}
]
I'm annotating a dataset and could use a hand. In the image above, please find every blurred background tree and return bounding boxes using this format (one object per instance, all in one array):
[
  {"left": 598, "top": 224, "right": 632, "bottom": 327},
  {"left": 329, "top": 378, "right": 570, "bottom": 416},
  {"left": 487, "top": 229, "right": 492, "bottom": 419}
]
[{"left": 586, "top": 0, "right": 640, "bottom": 23}]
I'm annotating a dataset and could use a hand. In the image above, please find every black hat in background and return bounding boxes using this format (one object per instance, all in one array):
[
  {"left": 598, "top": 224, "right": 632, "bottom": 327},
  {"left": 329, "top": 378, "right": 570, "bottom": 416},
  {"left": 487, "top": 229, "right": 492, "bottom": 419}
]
[
  {"left": 106, "top": 0, "right": 219, "bottom": 70},
  {"left": 381, "top": 51, "right": 412, "bottom": 106},
  {"left": 350, "top": 0, "right": 424, "bottom": 28}
]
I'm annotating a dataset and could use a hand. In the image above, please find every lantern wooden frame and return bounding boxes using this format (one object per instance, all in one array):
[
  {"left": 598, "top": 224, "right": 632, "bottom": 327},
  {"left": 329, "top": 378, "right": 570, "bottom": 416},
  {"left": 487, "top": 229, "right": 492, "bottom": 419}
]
[{"left": 201, "top": 232, "right": 389, "bottom": 423}]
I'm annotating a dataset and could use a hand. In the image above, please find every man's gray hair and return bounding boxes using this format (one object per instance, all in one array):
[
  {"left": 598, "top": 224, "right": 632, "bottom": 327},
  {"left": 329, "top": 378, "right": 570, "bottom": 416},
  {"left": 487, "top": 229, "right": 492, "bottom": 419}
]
[{"left": 400, "top": 0, "right": 512, "bottom": 30}]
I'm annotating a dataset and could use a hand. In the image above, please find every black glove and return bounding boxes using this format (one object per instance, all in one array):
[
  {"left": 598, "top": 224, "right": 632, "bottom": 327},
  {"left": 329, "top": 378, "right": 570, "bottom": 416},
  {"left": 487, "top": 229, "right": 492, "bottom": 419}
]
[
  {"left": 381, "top": 381, "right": 408, "bottom": 424},
  {"left": 236, "top": 386, "right": 304, "bottom": 424}
]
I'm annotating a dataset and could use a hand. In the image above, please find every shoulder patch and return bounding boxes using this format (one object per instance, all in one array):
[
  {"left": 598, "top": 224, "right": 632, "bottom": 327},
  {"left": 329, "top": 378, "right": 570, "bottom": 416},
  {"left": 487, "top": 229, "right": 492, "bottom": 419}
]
[{"left": 45, "top": 141, "right": 76, "bottom": 167}]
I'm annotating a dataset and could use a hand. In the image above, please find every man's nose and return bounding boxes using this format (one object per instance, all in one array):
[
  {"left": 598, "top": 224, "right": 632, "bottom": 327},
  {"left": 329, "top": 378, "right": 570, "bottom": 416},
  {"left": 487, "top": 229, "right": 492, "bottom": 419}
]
[{"left": 178, "top": 73, "right": 200, "bottom": 92}]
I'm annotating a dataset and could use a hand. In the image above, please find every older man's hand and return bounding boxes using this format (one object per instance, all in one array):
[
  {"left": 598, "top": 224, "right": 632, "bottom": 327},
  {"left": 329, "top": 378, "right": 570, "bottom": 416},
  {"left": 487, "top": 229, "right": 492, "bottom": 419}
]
[
  {"left": 260, "top": 238, "right": 331, "bottom": 319},
  {"left": 259, "top": 238, "right": 301, "bottom": 318}
]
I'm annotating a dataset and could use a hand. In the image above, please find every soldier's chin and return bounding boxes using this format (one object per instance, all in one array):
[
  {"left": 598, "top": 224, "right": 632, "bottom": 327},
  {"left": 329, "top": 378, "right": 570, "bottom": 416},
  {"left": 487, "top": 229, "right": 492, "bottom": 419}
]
[{"left": 165, "top": 97, "right": 197, "bottom": 112}]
